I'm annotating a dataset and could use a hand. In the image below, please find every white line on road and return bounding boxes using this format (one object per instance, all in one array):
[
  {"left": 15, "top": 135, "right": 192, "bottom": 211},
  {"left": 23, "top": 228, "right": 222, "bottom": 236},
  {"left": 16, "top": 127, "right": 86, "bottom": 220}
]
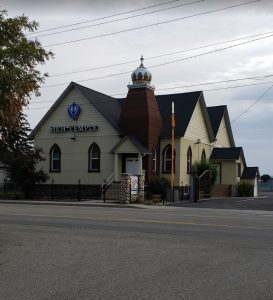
[{"left": 1, "top": 212, "right": 273, "bottom": 230}]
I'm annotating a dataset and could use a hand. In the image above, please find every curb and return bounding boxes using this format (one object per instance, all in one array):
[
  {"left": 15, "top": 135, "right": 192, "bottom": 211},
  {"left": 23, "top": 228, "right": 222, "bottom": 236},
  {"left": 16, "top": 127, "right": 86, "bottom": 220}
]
[{"left": 0, "top": 200, "right": 147, "bottom": 209}]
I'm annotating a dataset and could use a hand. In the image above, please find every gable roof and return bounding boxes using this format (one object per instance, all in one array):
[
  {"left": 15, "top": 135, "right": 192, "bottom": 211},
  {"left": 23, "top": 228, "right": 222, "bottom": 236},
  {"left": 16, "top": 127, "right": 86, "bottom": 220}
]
[
  {"left": 241, "top": 167, "right": 260, "bottom": 179},
  {"left": 207, "top": 105, "right": 235, "bottom": 147},
  {"left": 110, "top": 135, "right": 150, "bottom": 154},
  {"left": 210, "top": 147, "right": 246, "bottom": 166},
  {"left": 74, "top": 82, "right": 122, "bottom": 134},
  {"left": 156, "top": 92, "right": 215, "bottom": 141},
  {"left": 30, "top": 82, "right": 123, "bottom": 139}
]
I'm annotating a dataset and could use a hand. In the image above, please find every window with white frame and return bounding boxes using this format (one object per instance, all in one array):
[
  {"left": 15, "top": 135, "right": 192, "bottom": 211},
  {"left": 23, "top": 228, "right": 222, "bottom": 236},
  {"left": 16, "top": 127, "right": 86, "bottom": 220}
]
[
  {"left": 89, "top": 143, "right": 100, "bottom": 172},
  {"left": 50, "top": 144, "right": 61, "bottom": 172}
]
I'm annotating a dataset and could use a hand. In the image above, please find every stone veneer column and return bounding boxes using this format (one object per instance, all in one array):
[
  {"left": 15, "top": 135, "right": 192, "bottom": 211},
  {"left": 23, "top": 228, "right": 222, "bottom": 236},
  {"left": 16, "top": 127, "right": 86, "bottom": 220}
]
[{"left": 120, "top": 173, "right": 131, "bottom": 204}]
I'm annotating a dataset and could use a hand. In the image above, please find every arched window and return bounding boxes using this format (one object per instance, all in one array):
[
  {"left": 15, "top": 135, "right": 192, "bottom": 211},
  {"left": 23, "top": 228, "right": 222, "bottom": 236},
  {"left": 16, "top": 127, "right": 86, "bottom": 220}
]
[
  {"left": 89, "top": 143, "right": 100, "bottom": 172},
  {"left": 162, "top": 145, "right": 175, "bottom": 173},
  {"left": 50, "top": 144, "right": 61, "bottom": 172},
  {"left": 187, "top": 146, "right": 192, "bottom": 174},
  {"left": 201, "top": 149, "right": 206, "bottom": 163},
  {"left": 152, "top": 147, "right": 157, "bottom": 172}
]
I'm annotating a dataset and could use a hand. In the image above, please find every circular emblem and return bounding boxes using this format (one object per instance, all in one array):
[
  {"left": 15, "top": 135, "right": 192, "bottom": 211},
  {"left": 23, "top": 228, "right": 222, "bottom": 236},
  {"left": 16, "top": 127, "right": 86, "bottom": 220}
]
[{"left": 68, "top": 103, "right": 81, "bottom": 120}]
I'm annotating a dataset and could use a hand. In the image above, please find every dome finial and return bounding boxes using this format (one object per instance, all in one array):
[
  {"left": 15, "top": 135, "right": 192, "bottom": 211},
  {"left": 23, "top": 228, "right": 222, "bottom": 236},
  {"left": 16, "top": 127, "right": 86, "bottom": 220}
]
[{"left": 140, "top": 55, "right": 144, "bottom": 67}]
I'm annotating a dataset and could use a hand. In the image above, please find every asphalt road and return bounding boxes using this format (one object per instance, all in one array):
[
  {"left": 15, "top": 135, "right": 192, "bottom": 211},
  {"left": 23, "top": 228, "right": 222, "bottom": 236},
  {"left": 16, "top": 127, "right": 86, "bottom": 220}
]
[
  {"left": 1, "top": 203, "right": 273, "bottom": 300},
  {"left": 176, "top": 192, "right": 273, "bottom": 211}
]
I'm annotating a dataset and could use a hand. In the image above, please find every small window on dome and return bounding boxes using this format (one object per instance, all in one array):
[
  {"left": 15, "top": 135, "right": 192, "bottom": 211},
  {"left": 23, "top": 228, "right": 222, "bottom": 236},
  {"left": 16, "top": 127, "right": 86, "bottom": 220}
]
[
  {"left": 138, "top": 72, "right": 142, "bottom": 80},
  {"left": 144, "top": 72, "right": 148, "bottom": 80}
]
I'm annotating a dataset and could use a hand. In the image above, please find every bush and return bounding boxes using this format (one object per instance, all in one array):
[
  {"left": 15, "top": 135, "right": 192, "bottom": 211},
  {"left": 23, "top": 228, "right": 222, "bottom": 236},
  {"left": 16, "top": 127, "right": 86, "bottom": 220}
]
[
  {"left": 238, "top": 183, "right": 254, "bottom": 197},
  {"left": 192, "top": 160, "right": 218, "bottom": 186},
  {"left": 149, "top": 176, "right": 170, "bottom": 199}
]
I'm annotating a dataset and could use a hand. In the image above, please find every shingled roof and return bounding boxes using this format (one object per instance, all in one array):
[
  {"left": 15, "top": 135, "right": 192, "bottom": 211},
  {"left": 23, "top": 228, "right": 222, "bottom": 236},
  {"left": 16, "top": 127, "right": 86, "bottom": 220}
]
[
  {"left": 207, "top": 105, "right": 235, "bottom": 147},
  {"left": 207, "top": 106, "right": 226, "bottom": 136},
  {"left": 241, "top": 167, "right": 260, "bottom": 179},
  {"left": 156, "top": 92, "right": 215, "bottom": 141},
  {"left": 74, "top": 82, "right": 122, "bottom": 134},
  {"left": 210, "top": 147, "right": 246, "bottom": 166}
]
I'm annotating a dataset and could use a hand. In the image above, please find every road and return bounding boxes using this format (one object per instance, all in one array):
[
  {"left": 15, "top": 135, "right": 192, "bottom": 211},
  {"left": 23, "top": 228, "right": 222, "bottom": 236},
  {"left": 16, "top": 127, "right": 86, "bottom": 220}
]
[{"left": 1, "top": 203, "right": 273, "bottom": 300}]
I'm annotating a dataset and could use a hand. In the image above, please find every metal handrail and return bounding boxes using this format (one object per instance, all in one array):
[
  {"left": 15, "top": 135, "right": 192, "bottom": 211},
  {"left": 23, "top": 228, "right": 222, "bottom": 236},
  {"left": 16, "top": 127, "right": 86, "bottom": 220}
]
[{"left": 101, "top": 173, "right": 115, "bottom": 192}]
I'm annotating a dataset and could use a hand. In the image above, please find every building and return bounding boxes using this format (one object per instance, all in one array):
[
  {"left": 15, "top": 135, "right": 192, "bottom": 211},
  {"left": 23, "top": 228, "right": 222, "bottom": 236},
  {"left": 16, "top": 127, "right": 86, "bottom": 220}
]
[{"left": 30, "top": 57, "right": 259, "bottom": 199}]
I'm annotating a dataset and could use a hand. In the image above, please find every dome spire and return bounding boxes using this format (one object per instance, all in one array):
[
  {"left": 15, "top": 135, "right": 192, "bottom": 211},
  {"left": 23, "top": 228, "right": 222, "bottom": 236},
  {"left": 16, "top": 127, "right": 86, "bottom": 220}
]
[{"left": 140, "top": 55, "right": 144, "bottom": 67}]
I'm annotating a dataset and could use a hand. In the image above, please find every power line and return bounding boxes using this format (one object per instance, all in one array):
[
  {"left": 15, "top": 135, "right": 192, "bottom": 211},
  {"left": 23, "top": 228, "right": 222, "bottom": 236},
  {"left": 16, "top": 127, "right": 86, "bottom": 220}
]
[
  {"left": 49, "top": 29, "right": 273, "bottom": 78},
  {"left": 231, "top": 84, "right": 273, "bottom": 124},
  {"left": 43, "top": 32, "right": 273, "bottom": 88},
  {"left": 197, "top": 83, "right": 273, "bottom": 142},
  {"left": 26, "top": 80, "right": 273, "bottom": 110},
  {"left": 32, "top": 0, "right": 205, "bottom": 39},
  {"left": 26, "top": 0, "right": 183, "bottom": 35},
  {"left": 30, "top": 73, "right": 273, "bottom": 104},
  {"left": 45, "top": 0, "right": 261, "bottom": 48}
]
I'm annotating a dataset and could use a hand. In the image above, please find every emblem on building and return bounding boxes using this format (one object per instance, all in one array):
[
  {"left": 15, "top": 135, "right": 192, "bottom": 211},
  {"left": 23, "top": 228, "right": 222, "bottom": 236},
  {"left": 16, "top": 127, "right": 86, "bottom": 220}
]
[{"left": 68, "top": 103, "right": 81, "bottom": 120}]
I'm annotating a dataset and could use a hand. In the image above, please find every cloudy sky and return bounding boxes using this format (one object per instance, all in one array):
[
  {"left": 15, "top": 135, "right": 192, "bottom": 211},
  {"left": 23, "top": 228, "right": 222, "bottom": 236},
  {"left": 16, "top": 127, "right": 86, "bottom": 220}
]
[{"left": 2, "top": 0, "right": 273, "bottom": 175}]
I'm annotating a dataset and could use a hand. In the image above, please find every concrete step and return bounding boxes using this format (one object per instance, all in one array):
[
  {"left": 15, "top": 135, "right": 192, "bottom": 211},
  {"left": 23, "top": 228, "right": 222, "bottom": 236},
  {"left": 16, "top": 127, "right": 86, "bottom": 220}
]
[{"left": 211, "top": 184, "right": 231, "bottom": 197}]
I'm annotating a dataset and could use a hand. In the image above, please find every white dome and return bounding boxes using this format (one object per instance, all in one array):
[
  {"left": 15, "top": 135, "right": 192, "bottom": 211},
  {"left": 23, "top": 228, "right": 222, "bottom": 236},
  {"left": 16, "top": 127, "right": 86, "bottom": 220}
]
[{"left": 131, "top": 56, "right": 152, "bottom": 84}]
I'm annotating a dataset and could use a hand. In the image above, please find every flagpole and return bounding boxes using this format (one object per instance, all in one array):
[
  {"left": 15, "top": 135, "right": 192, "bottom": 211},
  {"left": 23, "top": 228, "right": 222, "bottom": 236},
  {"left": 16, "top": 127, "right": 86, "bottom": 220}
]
[{"left": 171, "top": 101, "right": 175, "bottom": 202}]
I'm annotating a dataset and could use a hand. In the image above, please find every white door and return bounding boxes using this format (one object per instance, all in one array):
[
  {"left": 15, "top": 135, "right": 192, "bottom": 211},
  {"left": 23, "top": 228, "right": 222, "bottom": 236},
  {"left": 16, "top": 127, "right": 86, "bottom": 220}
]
[{"left": 126, "top": 158, "right": 139, "bottom": 175}]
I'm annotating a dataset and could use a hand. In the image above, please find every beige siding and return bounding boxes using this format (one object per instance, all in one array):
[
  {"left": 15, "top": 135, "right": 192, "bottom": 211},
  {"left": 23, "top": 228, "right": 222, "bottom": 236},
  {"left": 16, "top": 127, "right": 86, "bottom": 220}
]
[
  {"left": 114, "top": 138, "right": 141, "bottom": 153},
  {"left": 212, "top": 161, "right": 237, "bottom": 185},
  {"left": 215, "top": 117, "right": 231, "bottom": 148},
  {"left": 184, "top": 101, "right": 210, "bottom": 144},
  {"left": 221, "top": 161, "right": 237, "bottom": 185},
  {"left": 159, "top": 139, "right": 181, "bottom": 186},
  {"left": 34, "top": 87, "right": 120, "bottom": 185},
  {"left": 180, "top": 138, "right": 212, "bottom": 185},
  {"left": 159, "top": 137, "right": 211, "bottom": 186}
]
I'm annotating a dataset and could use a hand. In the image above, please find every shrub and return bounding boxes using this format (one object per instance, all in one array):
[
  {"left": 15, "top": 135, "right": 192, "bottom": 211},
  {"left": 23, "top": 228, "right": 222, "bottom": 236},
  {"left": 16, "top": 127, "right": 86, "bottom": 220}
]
[
  {"left": 192, "top": 160, "right": 218, "bottom": 186},
  {"left": 149, "top": 176, "right": 170, "bottom": 199},
  {"left": 238, "top": 183, "right": 254, "bottom": 197}
]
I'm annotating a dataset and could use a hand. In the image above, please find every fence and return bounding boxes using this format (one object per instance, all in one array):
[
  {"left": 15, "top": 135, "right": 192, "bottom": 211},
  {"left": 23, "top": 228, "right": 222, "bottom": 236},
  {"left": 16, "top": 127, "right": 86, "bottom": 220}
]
[
  {"left": 258, "top": 181, "right": 273, "bottom": 192},
  {"left": 0, "top": 181, "right": 23, "bottom": 199},
  {"left": 0, "top": 179, "right": 192, "bottom": 204}
]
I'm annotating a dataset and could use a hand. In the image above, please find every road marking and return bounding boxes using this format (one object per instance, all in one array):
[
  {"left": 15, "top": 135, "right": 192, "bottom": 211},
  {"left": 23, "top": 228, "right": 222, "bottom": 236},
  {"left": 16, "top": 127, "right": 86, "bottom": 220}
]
[{"left": 1, "top": 212, "right": 273, "bottom": 230}]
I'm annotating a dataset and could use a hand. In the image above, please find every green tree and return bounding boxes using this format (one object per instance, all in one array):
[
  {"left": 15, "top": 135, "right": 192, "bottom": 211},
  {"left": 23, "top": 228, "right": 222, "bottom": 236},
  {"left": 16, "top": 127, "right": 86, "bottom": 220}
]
[
  {"left": 0, "top": 113, "right": 48, "bottom": 198},
  {"left": 192, "top": 160, "right": 218, "bottom": 186},
  {"left": 260, "top": 174, "right": 271, "bottom": 182},
  {"left": 0, "top": 9, "right": 53, "bottom": 131}
]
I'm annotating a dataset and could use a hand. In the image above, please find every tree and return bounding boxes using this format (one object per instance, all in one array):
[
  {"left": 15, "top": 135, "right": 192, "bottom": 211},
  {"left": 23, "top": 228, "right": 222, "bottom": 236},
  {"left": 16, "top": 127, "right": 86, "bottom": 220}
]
[
  {"left": 0, "top": 10, "right": 53, "bottom": 131},
  {"left": 192, "top": 160, "right": 218, "bottom": 186},
  {"left": 261, "top": 174, "right": 272, "bottom": 182},
  {"left": 0, "top": 113, "right": 48, "bottom": 198}
]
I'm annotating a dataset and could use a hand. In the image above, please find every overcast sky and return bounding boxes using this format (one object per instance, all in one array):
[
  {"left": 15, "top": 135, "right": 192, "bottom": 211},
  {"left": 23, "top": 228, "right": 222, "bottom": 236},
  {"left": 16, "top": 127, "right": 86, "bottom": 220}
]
[{"left": 2, "top": 0, "right": 273, "bottom": 175}]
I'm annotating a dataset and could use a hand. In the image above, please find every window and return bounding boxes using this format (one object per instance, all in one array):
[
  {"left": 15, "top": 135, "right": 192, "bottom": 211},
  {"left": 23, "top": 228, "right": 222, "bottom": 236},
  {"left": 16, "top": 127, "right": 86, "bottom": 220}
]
[
  {"left": 152, "top": 147, "right": 157, "bottom": 172},
  {"left": 162, "top": 145, "right": 175, "bottom": 173},
  {"left": 201, "top": 149, "right": 206, "bottom": 163},
  {"left": 89, "top": 143, "right": 100, "bottom": 172},
  {"left": 187, "top": 146, "right": 192, "bottom": 174},
  {"left": 50, "top": 144, "right": 61, "bottom": 172}
]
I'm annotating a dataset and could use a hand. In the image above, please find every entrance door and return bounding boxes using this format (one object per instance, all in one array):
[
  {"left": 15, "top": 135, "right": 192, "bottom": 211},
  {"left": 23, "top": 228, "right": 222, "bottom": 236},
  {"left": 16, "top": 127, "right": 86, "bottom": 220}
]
[{"left": 126, "top": 157, "right": 139, "bottom": 175}]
